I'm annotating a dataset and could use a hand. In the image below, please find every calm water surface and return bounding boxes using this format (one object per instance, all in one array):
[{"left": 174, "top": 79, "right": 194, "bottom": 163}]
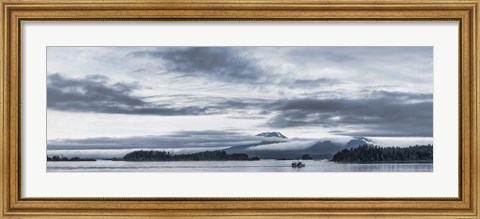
[{"left": 47, "top": 160, "right": 433, "bottom": 172}]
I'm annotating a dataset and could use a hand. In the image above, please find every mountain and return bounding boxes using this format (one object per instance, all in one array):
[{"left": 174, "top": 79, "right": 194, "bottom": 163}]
[
  {"left": 225, "top": 134, "right": 374, "bottom": 160},
  {"left": 306, "top": 140, "right": 343, "bottom": 155},
  {"left": 345, "top": 137, "right": 374, "bottom": 149},
  {"left": 255, "top": 132, "right": 288, "bottom": 139}
]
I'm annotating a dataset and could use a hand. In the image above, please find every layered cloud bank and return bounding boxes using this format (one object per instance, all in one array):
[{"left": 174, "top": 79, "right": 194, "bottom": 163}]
[{"left": 47, "top": 131, "right": 433, "bottom": 159}]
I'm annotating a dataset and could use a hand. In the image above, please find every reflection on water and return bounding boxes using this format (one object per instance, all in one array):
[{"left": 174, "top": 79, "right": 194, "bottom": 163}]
[{"left": 47, "top": 160, "right": 433, "bottom": 172}]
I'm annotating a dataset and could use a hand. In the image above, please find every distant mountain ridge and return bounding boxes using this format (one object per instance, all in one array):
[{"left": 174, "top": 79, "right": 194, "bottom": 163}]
[
  {"left": 255, "top": 132, "right": 288, "bottom": 139},
  {"left": 225, "top": 133, "right": 373, "bottom": 160}
]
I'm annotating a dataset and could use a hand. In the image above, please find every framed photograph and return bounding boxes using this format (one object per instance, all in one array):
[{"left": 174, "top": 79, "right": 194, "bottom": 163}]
[{"left": 1, "top": 0, "right": 478, "bottom": 218}]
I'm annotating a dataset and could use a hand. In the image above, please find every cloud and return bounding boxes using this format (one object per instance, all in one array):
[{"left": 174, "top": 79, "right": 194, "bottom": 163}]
[
  {"left": 282, "top": 78, "right": 340, "bottom": 88},
  {"left": 265, "top": 91, "right": 433, "bottom": 137},
  {"left": 47, "top": 73, "right": 281, "bottom": 117},
  {"left": 47, "top": 130, "right": 283, "bottom": 150},
  {"left": 131, "top": 47, "right": 342, "bottom": 88},
  {"left": 248, "top": 140, "right": 318, "bottom": 151},
  {"left": 131, "top": 47, "right": 266, "bottom": 83},
  {"left": 283, "top": 47, "right": 433, "bottom": 85},
  {"left": 47, "top": 147, "right": 231, "bottom": 159},
  {"left": 284, "top": 47, "right": 432, "bottom": 69},
  {"left": 47, "top": 74, "right": 433, "bottom": 137},
  {"left": 47, "top": 73, "right": 212, "bottom": 116},
  {"left": 367, "top": 90, "right": 432, "bottom": 102}
]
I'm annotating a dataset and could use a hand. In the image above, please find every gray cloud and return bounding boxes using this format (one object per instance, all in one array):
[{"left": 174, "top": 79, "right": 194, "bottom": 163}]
[
  {"left": 47, "top": 73, "right": 274, "bottom": 116},
  {"left": 265, "top": 91, "right": 433, "bottom": 137},
  {"left": 286, "top": 47, "right": 432, "bottom": 66},
  {"left": 47, "top": 73, "right": 433, "bottom": 137},
  {"left": 47, "top": 130, "right": 282, "bottom": 150},
  {"left": 47, "top": 73, "right": 211, "bottom": 115},
  {"left": 283, "top": 78, "right": 340, "bottom": 88},
  {"left": 285, "top": 47, "right": 433, "bottom": 83},
  {"left": 131, "top": 47, "right": 265, "bottom": 83},
  {"left": 131, "top": 47, "right": 341, "bottom": 88}
]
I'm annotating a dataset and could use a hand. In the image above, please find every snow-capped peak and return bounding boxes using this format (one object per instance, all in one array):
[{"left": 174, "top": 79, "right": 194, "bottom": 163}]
[{"left": 255, "top": 132, "right": 288, "bottom": 139}]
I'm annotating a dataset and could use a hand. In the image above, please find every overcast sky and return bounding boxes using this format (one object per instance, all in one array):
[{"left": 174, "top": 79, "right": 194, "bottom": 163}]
[{"left": 47, "top": 47, "right": 433, "bottom": 148}]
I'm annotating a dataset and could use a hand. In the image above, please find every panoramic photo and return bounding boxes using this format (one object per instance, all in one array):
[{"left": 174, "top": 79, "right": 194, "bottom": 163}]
[{"left": 46, "top": 46, "right": 433, "bottom": 172}]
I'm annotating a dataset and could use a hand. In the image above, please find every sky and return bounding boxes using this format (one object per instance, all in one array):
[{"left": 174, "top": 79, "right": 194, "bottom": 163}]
[{"left": 47, "top": 46, "right": 433, "bottom": 152}]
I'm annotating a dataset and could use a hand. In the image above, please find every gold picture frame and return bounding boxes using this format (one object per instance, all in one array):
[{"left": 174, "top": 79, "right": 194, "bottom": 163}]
[{"left": 1, "top": 0, "right": 478, "bottom": 218}]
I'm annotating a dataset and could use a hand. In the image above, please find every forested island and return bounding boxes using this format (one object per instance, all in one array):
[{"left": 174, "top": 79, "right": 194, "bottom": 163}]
[
  {"left": 47, "top": 155, "right": 96, "bottom": 161},
  {"left": 122, "top": 150, "right": 260, "bottom": 161},
  {"left": 331, "top": 144, "right": 433, "bottom": 163}
]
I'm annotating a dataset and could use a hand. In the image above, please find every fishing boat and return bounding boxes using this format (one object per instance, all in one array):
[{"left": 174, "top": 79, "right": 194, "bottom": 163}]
[{"left": 291, "top": 160, "right": 305, "bottom": 168}]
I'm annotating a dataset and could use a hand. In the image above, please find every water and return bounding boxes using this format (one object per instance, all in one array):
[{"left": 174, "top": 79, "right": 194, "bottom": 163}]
[{"left": 47, "top": 160, "right": 433, "bottom": 172}]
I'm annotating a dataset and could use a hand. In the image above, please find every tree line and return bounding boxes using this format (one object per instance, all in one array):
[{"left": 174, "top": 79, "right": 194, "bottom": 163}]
[
  {"left": 47, "top": 155, "right": 96, "bottom": 161},
  {"left": 332, "top": 144, "right": 433, "bottom": 163},
  {"left": 123, "top": 150, "right": 260, "bottom": 161}
]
